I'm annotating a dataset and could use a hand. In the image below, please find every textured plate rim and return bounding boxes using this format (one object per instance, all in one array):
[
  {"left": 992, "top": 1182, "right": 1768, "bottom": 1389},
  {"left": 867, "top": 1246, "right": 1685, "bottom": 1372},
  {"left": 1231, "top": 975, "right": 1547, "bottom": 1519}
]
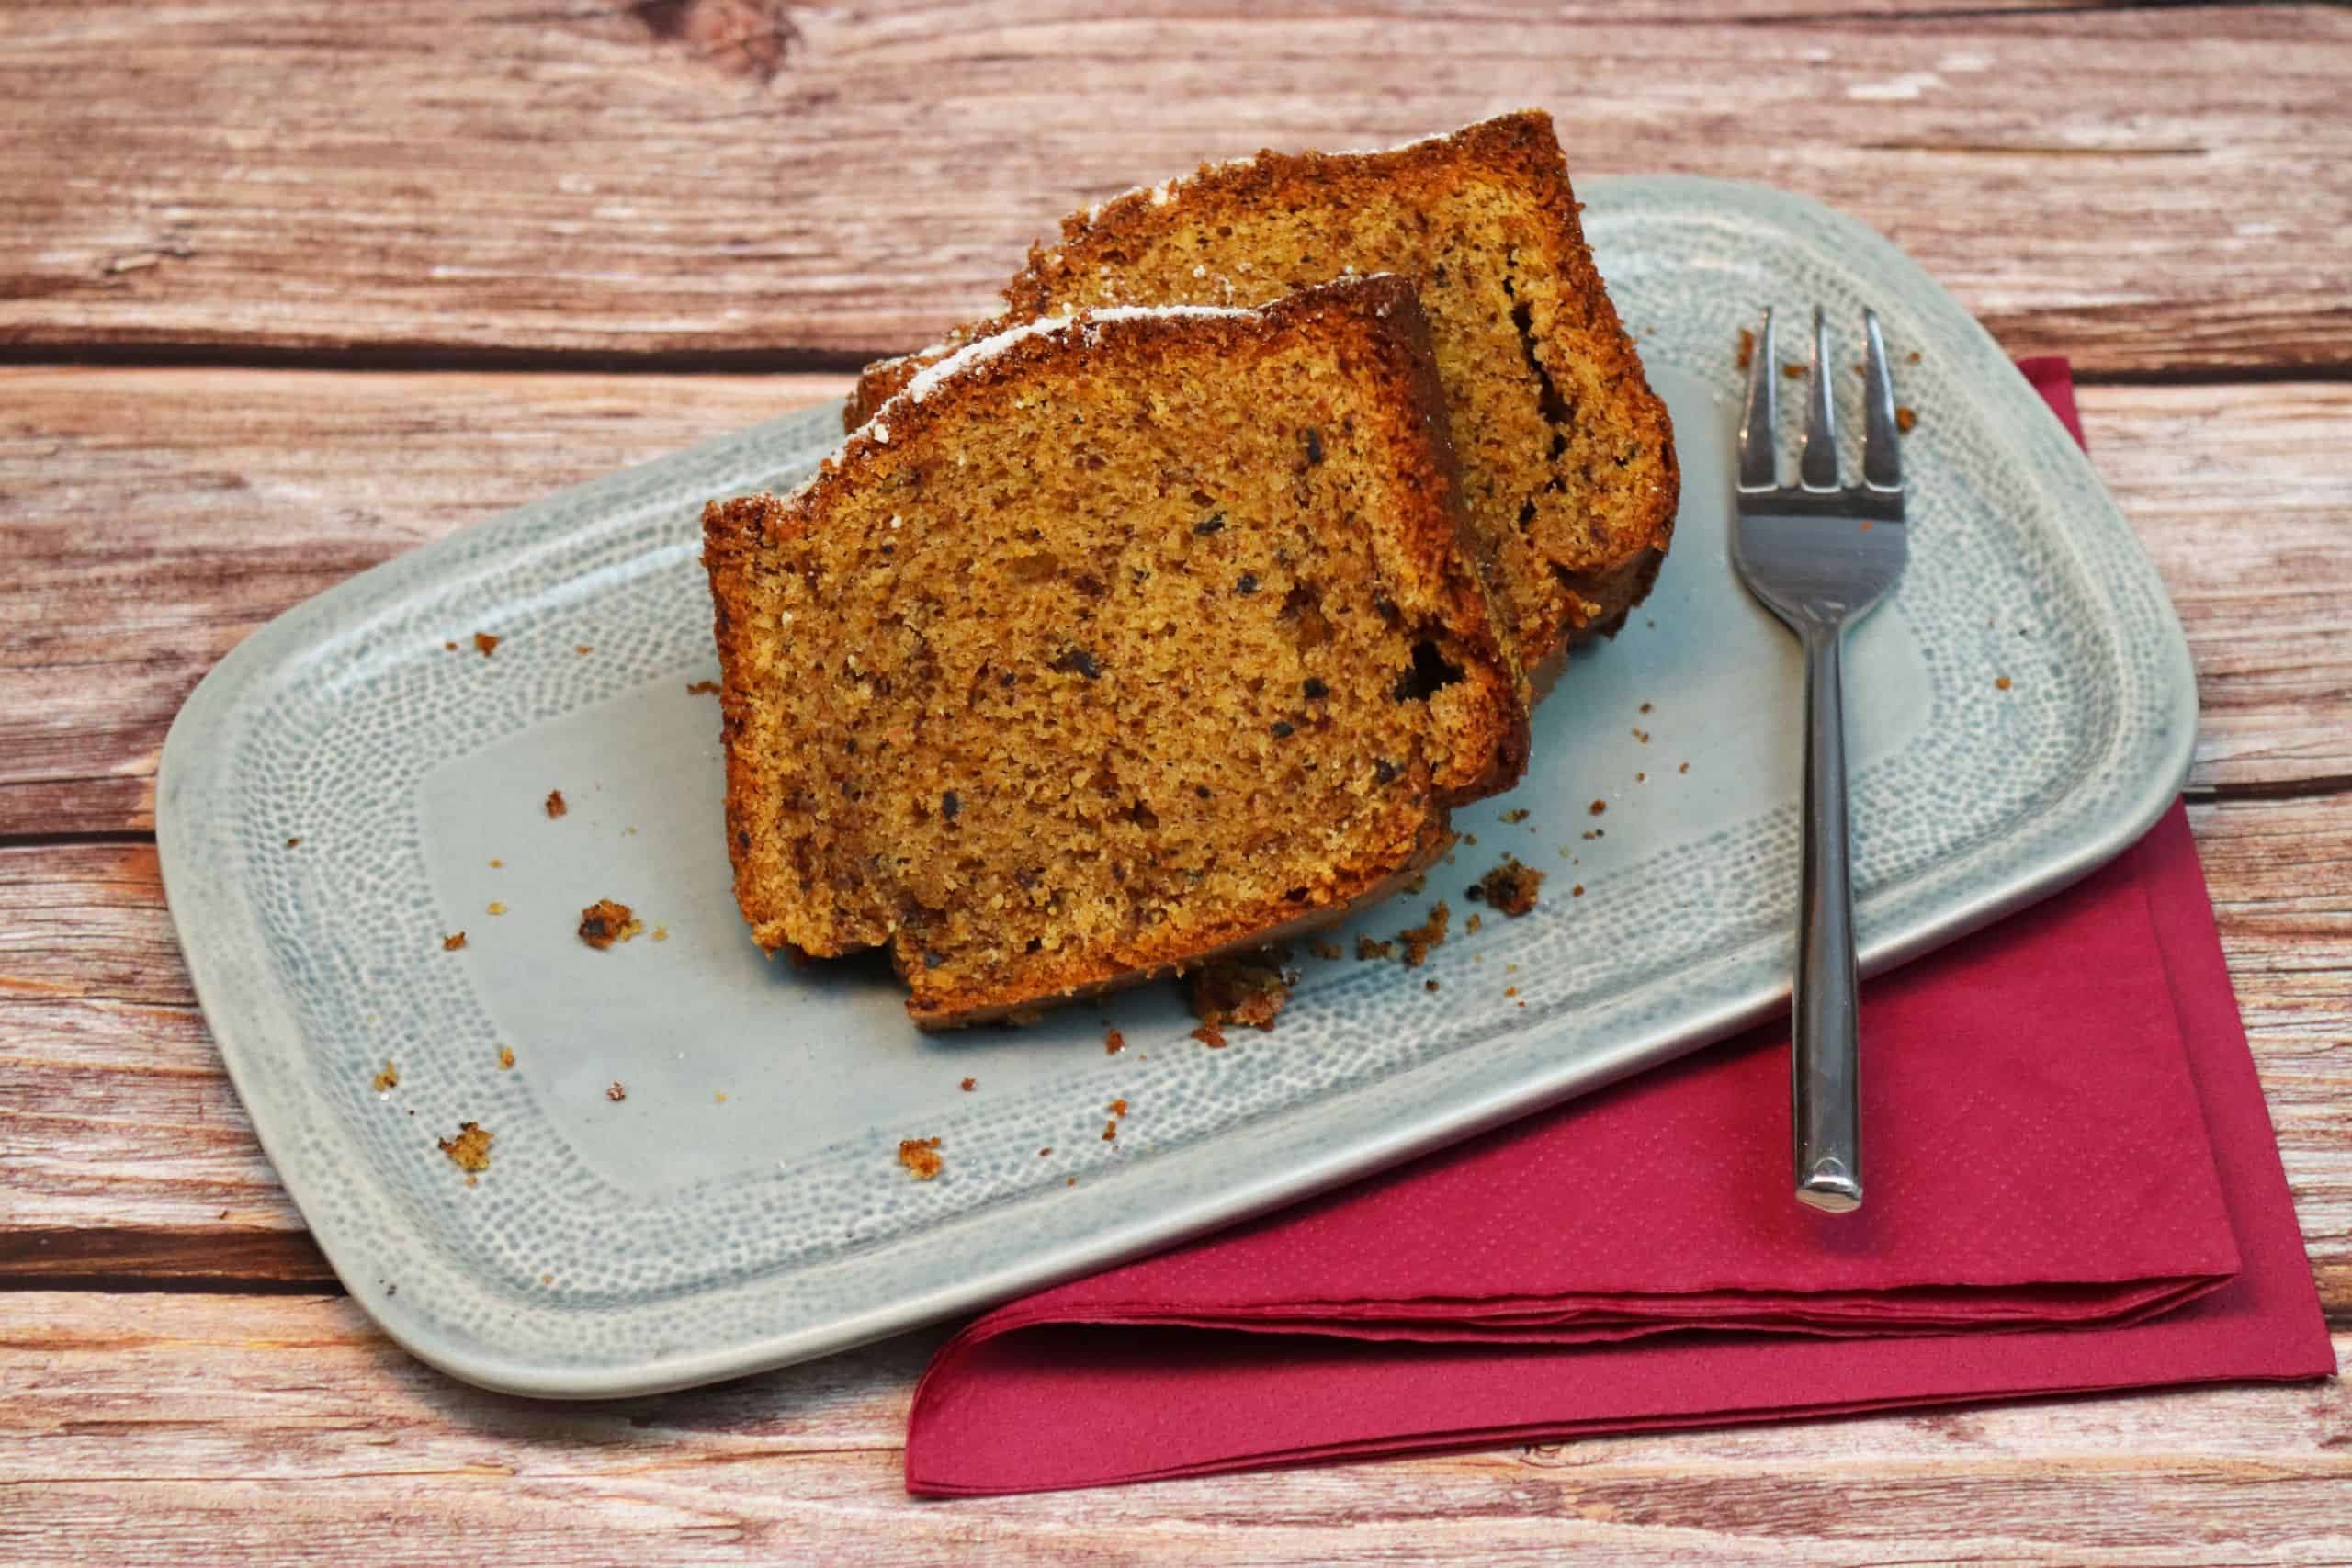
[{"left": 156, "top": 175, "right": 2197, "bottom": 1397}]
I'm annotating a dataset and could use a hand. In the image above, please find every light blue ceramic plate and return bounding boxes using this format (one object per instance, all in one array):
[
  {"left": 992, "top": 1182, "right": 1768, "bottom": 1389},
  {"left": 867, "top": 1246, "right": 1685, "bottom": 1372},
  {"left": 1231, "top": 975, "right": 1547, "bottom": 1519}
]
[{"left": 157, "top": 178, "right": 2195, "bottom": 1396}]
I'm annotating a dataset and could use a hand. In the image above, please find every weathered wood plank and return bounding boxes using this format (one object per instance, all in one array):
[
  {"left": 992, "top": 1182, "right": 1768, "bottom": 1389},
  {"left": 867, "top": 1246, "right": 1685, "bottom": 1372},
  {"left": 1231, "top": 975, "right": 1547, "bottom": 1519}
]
[
  {"left": 5, "top": 370, "right": 2345, "bottom": 838},
  {"left": 0, "top": 1291, "right": 2346, "bottom": 1563},
  {"left": 2075, "top": 389, "right": 2352, "bottom": 795},
  {"left": 5, "top": 796, "right": 2346, "bottom": 1305},
  {"left": 0, "top": 367, "right": 853, "bottom": 836},
  {"left": 3, "top": 3, "right": 2347, "bottom": 373}
]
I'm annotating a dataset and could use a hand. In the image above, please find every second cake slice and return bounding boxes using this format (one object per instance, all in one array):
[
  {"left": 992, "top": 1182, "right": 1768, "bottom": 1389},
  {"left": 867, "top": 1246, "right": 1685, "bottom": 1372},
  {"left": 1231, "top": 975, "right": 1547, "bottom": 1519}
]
[
  {"left": 848, "top": 110, "right": 1679, "bottom": 683},
  {"left": 706, "top": 276, "right": 1527, "bottom": 1025}
]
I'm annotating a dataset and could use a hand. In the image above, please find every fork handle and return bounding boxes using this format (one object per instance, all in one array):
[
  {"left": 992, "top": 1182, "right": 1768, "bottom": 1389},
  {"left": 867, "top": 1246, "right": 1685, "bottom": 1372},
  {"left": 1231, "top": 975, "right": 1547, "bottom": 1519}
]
[{"left": 1794, "top": 623, "right": 1864, "bottom": 1213}]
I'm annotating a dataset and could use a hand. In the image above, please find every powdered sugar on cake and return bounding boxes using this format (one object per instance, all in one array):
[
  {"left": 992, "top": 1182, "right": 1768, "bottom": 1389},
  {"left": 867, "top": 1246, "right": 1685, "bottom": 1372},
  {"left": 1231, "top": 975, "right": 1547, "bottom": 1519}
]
[
  {"left": 789, "top": 303, "right": 1263, "bottom": 504},
  {"left": 897, "top": 303, "right": 1254, "bottom": 409}
]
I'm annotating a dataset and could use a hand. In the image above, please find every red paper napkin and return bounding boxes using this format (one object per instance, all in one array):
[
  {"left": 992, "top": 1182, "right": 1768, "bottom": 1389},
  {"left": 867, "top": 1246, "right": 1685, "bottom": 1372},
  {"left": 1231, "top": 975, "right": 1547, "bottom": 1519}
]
[{"left": 904, "top": 362, "right": 2335, "bottom": 1495}]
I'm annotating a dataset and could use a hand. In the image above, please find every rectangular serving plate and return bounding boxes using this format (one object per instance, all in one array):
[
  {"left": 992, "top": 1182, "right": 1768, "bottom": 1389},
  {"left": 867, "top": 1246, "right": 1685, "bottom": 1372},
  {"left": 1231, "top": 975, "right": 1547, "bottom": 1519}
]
[{"left": 158, "top": 176, "right": 2196, "bottom": 1396}]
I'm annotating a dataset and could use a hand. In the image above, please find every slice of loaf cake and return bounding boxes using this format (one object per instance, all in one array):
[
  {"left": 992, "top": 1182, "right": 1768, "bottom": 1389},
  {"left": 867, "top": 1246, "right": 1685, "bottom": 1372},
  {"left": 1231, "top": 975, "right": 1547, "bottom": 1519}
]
[
  {"left": 707, "top": 276, "right": 1528, "bottom": 1026},
  {"left": 846, "top": 110, "right": 1678, "bottom": 681}
]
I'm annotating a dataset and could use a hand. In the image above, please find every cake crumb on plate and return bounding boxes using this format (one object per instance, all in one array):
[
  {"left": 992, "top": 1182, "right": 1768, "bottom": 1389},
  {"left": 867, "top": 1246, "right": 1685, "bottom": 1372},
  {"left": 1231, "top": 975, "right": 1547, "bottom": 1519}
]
[
  {"left": 1471, "top": 857, "right": 1546, "bottom": 917},
  {"left": 438, "top": 1122, "right": 492, "bottom": 1173},
  {"left": 578, "top": 898, "right": 642, "bottom": 949}
]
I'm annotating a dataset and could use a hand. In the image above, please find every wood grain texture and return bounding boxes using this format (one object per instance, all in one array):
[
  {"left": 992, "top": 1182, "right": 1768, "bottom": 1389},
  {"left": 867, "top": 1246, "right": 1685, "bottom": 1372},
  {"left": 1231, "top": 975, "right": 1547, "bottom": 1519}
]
[
  {"left": 6, "top": 370, "right": 2345, "bottom": 837},
  {"left": 1, "top": 1290, "right": 2346, "bottom": 1563},
  {"left": 6, "top": 797, "right": 2347, "bottom": 1303},
  {"left": 0, "top": 367, "right": 853, "bottom": 836},
  {"left": 3, "top": 3, "right": 2347, "bottom": 374}
]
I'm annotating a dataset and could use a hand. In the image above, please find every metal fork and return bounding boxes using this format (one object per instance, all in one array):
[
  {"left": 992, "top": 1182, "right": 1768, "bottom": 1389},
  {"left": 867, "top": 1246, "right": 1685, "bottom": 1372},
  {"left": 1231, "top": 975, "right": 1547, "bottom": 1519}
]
[{"left": 1731, "top": 305, "right": 1908, "bottom": 1214}]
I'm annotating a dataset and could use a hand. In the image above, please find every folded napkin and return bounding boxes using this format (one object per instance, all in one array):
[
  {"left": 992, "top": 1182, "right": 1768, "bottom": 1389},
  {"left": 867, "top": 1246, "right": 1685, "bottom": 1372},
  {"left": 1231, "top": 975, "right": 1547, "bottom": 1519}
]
[{"left": 904, "top": 362, "right": 2334, "bottom": 1495}]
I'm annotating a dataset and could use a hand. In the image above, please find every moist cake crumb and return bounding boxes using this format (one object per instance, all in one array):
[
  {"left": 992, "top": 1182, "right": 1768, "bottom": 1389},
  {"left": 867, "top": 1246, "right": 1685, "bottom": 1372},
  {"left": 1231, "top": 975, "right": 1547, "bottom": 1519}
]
[
  {"left": 606, "top": 1081, "right": 627, "bottom": 1101},
  {"left": 1102, "top": 1119, "right": 1119, "bottom": 1142},
  {"left": 1104, "top": 1028, "right": 1126, "bottom": 1055},
  {"left": 438, "top": 1122, "right": 492, "bottom": 1173},
  {"left": 1191, "top": 1021, "right": 1229, "bottom": 1049},
  {"left": 1474, "top": 857, "right": 1547, "bottom": 916},
  {"left": 1425, "top": 978, "right": 1441, "bottom": 992},
  {"left": 1895, "top": 405, "right": 1917, "bottom": 433},
  {"left": 473, "top": 633, "right": 500, "bottom": 657},
  {"left": 1736, "top": 328, "right": 1756, "bottom": 370},
  {"left": 487, "top": 900, "right": 508, "bottom": 915},
  {"left": 1355, "top": 935, "right": 1396, "bottom": 962},
  {"left": 960, "top": 1077, "right": 977, "bottom": 1091},
  {"left": 498, "top": 1046, "right": 515, "bottom": 1070},
  {"left": 1995, "top": 676, "right": 2013, "bottom": 692},
  {"left": 372, "top": 1060, "right": 399, "bottom": 1093},
  {"left": 898, "top": 1137, "right": 944, "bottom": 1179},
  {"left": 1396, "top": 900, "right": 1451, "bottom": 966},
  {"left": 442, "top": 931, "right": 467, "bottom": 951},
  {"left": 545, "top": 789, "right": 568, "bottom": 819},
  {"left": 284, "top": 837, "right": 301, "bottom": 849},
  {"left": 1589, "top": 799, "right": 1607, "bottom": 816},
  {"left": 686, "top": 680, "right": 721, "bottom": 694},
  {"left": 578, "top": 898, "right": 643, "bottom": 949},
  {"left": 1499, "top": 808, "right": 1530, "bottom": 824},
  {"left": 713, "top": 275, "right": 1527, "bottom": 1030},
  {"left": 1308, "top": 938, "right": 1345, "bottom": 961},
  {"left": 1464, "top": 911, "right": 1484, "bottom": 935}
]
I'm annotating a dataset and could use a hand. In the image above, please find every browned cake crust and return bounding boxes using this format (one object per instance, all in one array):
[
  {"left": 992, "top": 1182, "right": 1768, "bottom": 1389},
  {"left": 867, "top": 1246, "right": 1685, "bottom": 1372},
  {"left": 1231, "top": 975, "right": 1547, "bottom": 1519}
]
[
  {"left": 707, "top": 276, "right": 1528, "bottom": 1026},
  {"left": 845, "top": 110, "right": 1679, "bottom": 675}
]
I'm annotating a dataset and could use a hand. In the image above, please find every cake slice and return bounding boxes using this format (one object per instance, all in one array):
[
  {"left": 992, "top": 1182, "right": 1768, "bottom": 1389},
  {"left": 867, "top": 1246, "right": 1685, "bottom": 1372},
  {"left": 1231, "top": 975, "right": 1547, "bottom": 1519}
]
[
  {"left": 707, "top": 276, "right": 1527, "bottom": 1026},
  {"left": 846, "top": 109, "right": 1679, "bottom": 682}
]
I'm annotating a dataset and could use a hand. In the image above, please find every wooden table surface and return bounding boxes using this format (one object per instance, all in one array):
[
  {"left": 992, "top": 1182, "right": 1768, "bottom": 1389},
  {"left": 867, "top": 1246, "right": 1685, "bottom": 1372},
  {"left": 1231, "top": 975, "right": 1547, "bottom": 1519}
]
[{"left": 5, "top": 2, "right": 2349, "bottom": 1560}]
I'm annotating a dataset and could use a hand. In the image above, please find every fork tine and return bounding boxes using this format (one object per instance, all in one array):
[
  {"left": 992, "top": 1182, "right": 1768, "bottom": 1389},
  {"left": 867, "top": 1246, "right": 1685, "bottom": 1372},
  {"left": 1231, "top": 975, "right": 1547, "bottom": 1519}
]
[
  {"left": 1860, "top": 309, "right": 1902, "bottom": 492},
  {"left": 1798, "top": 305, "right": 1839, "bottom": 491},
  {"left": 1737, "top": 308, "right": 1779, "bottom": 491}
]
